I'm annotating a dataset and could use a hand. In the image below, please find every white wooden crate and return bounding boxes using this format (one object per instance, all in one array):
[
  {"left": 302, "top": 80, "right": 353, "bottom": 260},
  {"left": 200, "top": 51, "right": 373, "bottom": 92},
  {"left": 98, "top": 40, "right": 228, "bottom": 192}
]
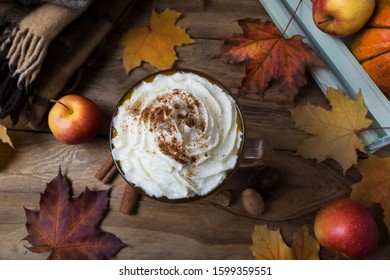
[{"left": 259, "top": 0, "right": 390, "bottom": 152}]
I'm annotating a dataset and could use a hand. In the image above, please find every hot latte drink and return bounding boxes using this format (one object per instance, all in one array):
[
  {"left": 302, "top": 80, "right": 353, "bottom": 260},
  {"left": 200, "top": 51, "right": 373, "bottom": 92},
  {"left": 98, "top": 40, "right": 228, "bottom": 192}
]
[{"left": 111, "top": 71, "right": 243, "bottom": 200}]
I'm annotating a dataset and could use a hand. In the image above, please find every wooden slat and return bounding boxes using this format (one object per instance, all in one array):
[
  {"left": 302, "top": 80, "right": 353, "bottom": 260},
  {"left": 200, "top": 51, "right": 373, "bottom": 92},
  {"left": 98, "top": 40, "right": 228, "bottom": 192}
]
[{"left": 1, "top": 0, "right": 389, "bottom": 260}]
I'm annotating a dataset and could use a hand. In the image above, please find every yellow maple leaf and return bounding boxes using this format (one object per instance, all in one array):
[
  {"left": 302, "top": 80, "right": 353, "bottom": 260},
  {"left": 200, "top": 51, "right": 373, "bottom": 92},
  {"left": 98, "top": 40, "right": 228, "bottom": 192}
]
[
  {"left": 251, "top": 224, "right": 319, "bottom": 260},
  {"left": 290, "top": 87, "right": 373, "bottom": 173},
  {"left": 250, "top": 224, "right": 294, "bottom": 260},
  {"left": 0, "top": 124, "right": 14, "bottom": 149},
  {"left": 120, "top": 8, "right": 195, "bottom": 73},
  {"left": 291, "top": 225, "right": 320, "bottom": 260},
  {"left": 351, "top": 155, "right": 390, "bottom": 233}
]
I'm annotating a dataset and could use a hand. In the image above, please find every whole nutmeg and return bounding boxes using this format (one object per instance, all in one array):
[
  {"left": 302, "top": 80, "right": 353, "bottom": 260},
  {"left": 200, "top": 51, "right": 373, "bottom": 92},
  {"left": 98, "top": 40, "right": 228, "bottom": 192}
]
[
  {"left": 215, "top": 190, "right": 232, "bottom": 207},
  {"left": 241, "top": 188, "right": 265, "bottom": 218}
]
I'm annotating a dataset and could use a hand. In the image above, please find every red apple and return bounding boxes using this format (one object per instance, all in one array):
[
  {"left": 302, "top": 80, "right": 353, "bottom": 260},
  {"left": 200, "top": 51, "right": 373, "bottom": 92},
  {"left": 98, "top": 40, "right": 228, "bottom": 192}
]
[
  {"left": 312, "top": 0, "right": 375, "bottom": 37},
  {"left": 48, "top": 94, "right": 101, "bottom": 145},
  {"left": 314, "top": 198, "right": 378, "bottom": 259}
]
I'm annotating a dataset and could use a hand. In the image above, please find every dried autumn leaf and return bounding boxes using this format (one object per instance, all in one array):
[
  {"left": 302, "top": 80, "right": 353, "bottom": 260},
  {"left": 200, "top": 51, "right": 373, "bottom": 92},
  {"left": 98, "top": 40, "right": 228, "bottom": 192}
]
[
  {"left": 251, "top": 224, "right": 319, "bottom": 260},
  {"left": 217, "top": 19, "right": 323, "bottom": 101},
  {"left": 24, "top": 168, "right": 126, "bottom": 259},
  {"left": 120, "top": 8, "right": 195, "bottom": 73},
  {"left": 0, "top": 124, "right": 14, "bottom": 149},
  {"left": 290, "top": 87, "right": 373, "bottom": 173},
  {"left": 250, "top": 224, "right": 294, "bottom": 260},
  {"left": 291, "top": 225, "right": 319, "bottom": 260},
  {"left": 351, "top": 155, "right": 390, "bottom": 233}
]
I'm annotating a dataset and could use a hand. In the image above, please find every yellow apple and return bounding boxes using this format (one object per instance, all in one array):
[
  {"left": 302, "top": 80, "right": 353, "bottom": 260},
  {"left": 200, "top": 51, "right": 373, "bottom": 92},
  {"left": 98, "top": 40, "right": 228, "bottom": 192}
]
[
  {"left": 48, "top": 94, "right": 101, "bottom": 145},
  {"left": 312, "top": 0, "right": 375, "bottom": 37}
]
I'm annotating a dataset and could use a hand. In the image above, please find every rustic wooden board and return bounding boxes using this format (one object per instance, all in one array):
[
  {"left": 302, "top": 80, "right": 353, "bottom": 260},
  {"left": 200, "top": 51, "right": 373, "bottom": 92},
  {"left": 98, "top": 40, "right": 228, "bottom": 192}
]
[
  {"left": 1, "top": 0, "right": 389, "bottom": 260},
  {"left": 0, "top": 130, "right": 362, "bottom": 259}
]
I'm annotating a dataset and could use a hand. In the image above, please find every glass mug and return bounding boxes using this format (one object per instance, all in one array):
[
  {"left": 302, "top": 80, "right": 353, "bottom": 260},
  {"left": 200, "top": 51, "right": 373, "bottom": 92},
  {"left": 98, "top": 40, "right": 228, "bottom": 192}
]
[{"left": 109, "top": 69, "right": 271, "bottom": 202}]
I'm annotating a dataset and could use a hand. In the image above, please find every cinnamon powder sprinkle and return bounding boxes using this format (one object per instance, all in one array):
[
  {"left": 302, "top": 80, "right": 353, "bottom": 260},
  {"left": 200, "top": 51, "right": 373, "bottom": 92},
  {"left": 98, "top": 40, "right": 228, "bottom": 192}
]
[{"left": 129, "top": 88, "right": 208, "bottom": 164}]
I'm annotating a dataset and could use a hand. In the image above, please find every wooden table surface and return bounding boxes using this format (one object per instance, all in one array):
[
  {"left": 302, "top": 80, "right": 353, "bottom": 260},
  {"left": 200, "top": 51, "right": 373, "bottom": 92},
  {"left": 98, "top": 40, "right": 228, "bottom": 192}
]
[{"left": 1, "top": 0, "right": 389, "bottom": 260}]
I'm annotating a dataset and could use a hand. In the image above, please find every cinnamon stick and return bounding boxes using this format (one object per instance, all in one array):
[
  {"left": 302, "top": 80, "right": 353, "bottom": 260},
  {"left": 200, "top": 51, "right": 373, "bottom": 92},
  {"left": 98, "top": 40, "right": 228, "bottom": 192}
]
[
  {"left": 101, "top": 164, "right": 118, "bottom": 184},
  {"left": 96, "top": 155, "right": 140, "bottom": 214},
  {"left": 95, "top": 156, "right": 118, "bottom": 184},
  {"left": 119, "top": 183, "right": 139, "bottom": 215}
]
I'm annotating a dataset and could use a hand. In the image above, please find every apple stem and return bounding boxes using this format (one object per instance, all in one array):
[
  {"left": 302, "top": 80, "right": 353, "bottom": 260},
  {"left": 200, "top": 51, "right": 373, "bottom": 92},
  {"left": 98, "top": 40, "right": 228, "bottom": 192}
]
[
  {"left": 50, "top": 99, "right": 73, "bottom": 114},
  {"left": 317, "top": 16, "right": 334, "bottom": 25}
]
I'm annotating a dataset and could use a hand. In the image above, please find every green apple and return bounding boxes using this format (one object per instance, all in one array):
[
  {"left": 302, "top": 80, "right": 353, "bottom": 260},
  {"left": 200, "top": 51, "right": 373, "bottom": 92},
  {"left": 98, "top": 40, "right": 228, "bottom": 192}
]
[
  {"left": 312, "top": 0, "right": 375, "bottom": 37},
  {"left": 48, "top": 94, "right": 101, "bottom": 145}
]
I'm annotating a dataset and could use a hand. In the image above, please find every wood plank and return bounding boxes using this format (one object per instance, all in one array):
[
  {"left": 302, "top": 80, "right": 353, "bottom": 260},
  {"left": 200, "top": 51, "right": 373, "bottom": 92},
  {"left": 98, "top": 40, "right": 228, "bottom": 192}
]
[
  {"left": 0, "top": 121, "right": 386, "bottom": 259},
  {"left": 67, "top": 38, "right": 326, "bottom": 152},
  {"left": 1, "top": 0, "right": 389, "bottom": 260},
  {"left": 116, "top": 0, "right": 269, "bottom": 39},
  {"left": 72, "top": 37, "right": 250, "bottom": 131},
  {"left": 1, "top": 0, "right": 316, "bottom": 136},
  {"left": 0, "top": 129, "right": 364, "bottom": 260}
]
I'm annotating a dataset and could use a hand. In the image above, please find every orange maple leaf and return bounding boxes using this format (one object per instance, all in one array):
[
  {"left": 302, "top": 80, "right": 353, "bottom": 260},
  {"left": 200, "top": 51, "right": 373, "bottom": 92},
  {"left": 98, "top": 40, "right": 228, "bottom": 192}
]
[
  {"left": 351, "top": 155, "right": 390, "bottom": 234},
  {"left": 120, "top": 8, "right": 195, "bottom": 73},
  {"left": 217, "top": 19, "right": 323, "bottom": 101},
  {"left": 290, "top": 87, "right": 373, "bottom": 173},
  {"left": 250, "top": 224, "right": 319, "bottom": 260},
  {"left": 0, "top": 124, "right": 14, "bottom": 149}
]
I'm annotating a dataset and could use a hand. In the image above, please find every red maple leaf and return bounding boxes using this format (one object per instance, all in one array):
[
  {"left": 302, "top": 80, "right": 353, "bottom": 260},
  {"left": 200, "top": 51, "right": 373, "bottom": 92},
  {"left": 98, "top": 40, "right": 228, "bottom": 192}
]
[
  {"left": 217, "top": 19, "right": 323, "bottom": 101},
  {"left": 24, "top": 168, "right": 126, "bottom": 259}
]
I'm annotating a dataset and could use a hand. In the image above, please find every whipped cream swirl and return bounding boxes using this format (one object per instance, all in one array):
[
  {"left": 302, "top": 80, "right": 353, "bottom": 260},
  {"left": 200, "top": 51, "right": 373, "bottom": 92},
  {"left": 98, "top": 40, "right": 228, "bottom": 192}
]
[{"left": 111, "top": 71, "right": 242, "bottom": 199}]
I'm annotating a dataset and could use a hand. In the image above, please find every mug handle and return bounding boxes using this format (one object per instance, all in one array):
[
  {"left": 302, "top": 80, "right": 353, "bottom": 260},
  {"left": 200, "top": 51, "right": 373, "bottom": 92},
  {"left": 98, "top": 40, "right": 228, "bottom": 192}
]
[{"left": 240, "top": 138, "right": 273, "bottom": 168}]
